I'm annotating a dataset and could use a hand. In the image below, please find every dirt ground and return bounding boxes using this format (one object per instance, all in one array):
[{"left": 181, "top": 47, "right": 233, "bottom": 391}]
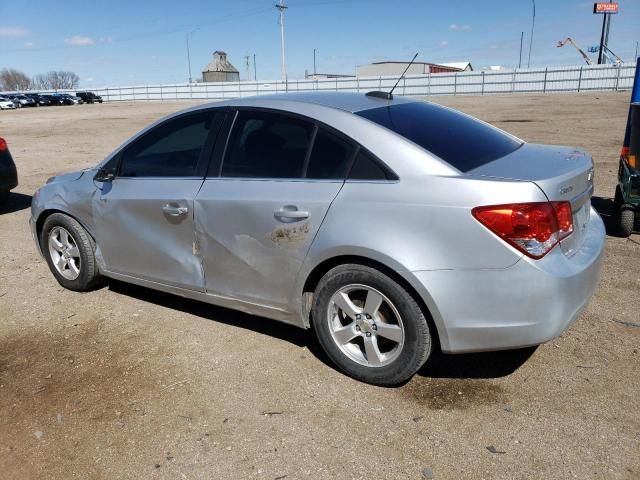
[{"left": 0, "top": 92, "right": 638, "bottom": 480}]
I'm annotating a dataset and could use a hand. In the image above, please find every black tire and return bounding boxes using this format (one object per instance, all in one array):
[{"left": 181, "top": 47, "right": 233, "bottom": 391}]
[
  {"left": 40, "top": 213, "right": 101, "bottom": 291},
  {"left": 312, "top": 264, "right": 432, "bottom": 386},
  {"left": 619, "top": 206, "right": 635, "bottom": 237}
]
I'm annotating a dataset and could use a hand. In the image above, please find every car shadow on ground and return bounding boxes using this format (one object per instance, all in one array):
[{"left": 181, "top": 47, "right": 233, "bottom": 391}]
[
  {"left": 108, "top": 279, "right": 537, "bottom": 381},
  {"left": 106, "top": 279, "right": 324, "bottom": 352},
  {"left": 591, "top": 195, "right": 634, "bottom": 237},
  {"left": 417, "top": 347, "right": 537, "bottom": 379},
  {"left": 0, "top": 192, "right": 32, "bottom": 215}
]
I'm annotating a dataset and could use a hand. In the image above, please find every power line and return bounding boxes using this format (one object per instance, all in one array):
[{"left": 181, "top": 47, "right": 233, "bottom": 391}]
[{"left": 0, "top": 6, "right": 273, "bottom": 54}]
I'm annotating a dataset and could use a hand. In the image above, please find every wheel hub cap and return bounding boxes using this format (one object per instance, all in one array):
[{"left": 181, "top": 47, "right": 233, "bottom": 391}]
[
  {"left": 48, "top": 226, "right": 81, "bottom": 281},
  {"left": 327, "top": 284, "right": 405, "bottom": 368}
]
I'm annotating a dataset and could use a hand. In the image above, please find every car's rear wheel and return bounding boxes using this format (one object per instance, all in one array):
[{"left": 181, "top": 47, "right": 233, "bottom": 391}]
[
  {"left": 41, "top": 213, "right": 101, "bottom": 291},
  {"left": 312, "top": 264, "right": 432, "bottom": 386}
]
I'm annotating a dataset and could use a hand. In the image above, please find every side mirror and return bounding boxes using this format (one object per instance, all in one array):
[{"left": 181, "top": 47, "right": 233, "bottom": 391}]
[{"left": 94, "top": 168, "right": 115, "bottom": 182}]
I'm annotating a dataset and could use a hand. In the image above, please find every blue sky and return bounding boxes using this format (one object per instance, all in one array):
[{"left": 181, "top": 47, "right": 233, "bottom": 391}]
[{"left": 0, "top": 0, "right": 638, "bottom": 88}]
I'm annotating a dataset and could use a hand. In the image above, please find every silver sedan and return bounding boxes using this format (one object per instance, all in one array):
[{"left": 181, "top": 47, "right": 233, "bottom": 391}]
[{"left": 30, "top": 92, "right": 605, "bottom": 385}]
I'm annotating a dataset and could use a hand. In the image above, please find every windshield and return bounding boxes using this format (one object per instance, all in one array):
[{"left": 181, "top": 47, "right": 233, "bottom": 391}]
[{"left": 356, "top": 101, "right": 523, "bottom": 172}]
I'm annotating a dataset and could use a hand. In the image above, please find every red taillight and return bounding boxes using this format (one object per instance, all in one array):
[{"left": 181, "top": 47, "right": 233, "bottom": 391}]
[
  {"left": 472, "top": 201, "right": 573, "bottom": 259},
  {"left": 0, "top": 137, "right": 6, "bottom": 151}
]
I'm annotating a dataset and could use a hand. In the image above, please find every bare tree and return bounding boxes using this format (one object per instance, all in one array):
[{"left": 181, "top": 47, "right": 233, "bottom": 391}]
[
  {"left": 29, "top": 71, "right": 80, "bottom": 90},
  {"left": 0, "top": 68, "right": 31, "bottom": 91},
  {"left": 46, "top": 71, "right": 80, "bottom": 90},
  {"left": 30, "top": 74, "right": 49, "bottom": 90}
]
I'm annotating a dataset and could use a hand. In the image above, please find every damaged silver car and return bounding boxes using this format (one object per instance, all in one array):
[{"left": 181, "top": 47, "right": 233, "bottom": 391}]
[{"left": 31, "top": 92, "right": 605, "bottom": 385}]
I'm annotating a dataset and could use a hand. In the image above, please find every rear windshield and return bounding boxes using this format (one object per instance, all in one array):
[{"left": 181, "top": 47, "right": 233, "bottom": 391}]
[{"left": 356, "top": 101, "right": 522, "bottom": 172}]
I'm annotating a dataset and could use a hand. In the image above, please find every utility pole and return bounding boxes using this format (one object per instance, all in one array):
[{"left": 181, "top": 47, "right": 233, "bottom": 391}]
[
  {"left": 527, "top": 0, "right": 536, "bottom": 68},
  {"left": 275, "top": 0, "right": 288, "bottom": 81},
  {"left": 244, "top": 55, "right": 251, "bottom": 81},
  {"left": 518, "top": 32, "right": 524, "bottom": 68},
  {"left": 186, "top": 28, "right": 199, "bottom": 83},
  {"left": 253, "top": 54, "right": 257, "bottom": 81},
  {"left": 314, "top": 48, "right": 317, "bottom": 76},
  {"left": 598, "top": 11, "right": 608, "bottom": 64}
]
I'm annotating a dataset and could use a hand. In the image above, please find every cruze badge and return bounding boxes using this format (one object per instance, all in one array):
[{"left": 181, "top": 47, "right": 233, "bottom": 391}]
[{"left": 560, "top": 185, "right": 574, "bottom": 196}]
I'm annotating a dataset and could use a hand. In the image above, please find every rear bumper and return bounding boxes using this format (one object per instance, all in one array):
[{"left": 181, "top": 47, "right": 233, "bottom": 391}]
[{"left": 413, "top": 207, "right": 606, "bottom": 353}]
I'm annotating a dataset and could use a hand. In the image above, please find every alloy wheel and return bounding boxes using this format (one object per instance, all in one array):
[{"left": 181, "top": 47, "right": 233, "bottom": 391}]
[
  {"left": 48, "top": 226, "right": 81, "bottom": 280},
  {"left": 327, "top": 284, "right": 405, "bottom": 367}
]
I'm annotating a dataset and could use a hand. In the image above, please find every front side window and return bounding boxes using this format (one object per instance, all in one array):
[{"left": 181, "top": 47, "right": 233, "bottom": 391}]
[
  {"left": 119, "top": 111, "right": 214, "bottom": 177},
  {"left": 222, "top": 111, "right": 314, "bottom": 178}
]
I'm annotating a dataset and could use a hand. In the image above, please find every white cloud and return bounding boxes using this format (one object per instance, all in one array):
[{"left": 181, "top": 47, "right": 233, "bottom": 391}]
[
  {"left": 0, "top": 26, "right": 29, "bottom": 37},
  {"left": 99, "top": 36, "right": 113, "bottom": 43},
  {"left": 86, "top": 77, "right": 94, "bottom": 82},
  {"left": 488, "top": 45, "right": 498, "bottom": 50},
  {"left": 25, "top": 41, "right": 35, "bottom": 47},
  {"left": 439, "top": 40, "right": 449, "bottom": 47},
  {"left": 64, "top": 35, "right": 94, "bottom": 46},
  {"left": 449, "top": 24, "right": 471, "bottom": 31}
]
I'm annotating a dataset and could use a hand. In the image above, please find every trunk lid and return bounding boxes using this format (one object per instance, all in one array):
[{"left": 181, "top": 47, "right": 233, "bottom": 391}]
[{"left": 468, "top": 143, "right": 594, "bottom": 256}]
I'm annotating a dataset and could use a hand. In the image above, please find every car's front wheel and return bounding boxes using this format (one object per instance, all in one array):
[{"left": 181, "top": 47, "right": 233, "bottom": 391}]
[
  {"left": 312, "top": 264, "right": 432, "bottom": 386},
  {"left": 40, "top": 213, "right": 101, "bottom": 291}
]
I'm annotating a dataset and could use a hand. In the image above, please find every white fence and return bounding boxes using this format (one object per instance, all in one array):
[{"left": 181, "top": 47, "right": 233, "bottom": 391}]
[{"left": 3, "top": 63, "right": 636, "bottom": 102}]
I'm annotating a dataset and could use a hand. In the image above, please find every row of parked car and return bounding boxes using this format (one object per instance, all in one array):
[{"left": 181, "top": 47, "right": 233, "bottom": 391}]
[{"left": 0, "top": 91, "right": 103, "bottom": 110}]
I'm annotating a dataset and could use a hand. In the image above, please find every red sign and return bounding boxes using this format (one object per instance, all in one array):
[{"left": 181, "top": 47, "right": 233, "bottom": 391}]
[{"left": 593, "top": 2, "right": 619, "bottom": 14}]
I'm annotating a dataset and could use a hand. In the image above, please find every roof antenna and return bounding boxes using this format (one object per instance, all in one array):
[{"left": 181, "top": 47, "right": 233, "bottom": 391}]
[{"left": 366, "top": 52, "right": 419, "bottom": 101}]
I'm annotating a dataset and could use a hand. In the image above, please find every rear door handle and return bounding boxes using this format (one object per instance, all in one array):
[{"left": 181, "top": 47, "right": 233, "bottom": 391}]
[
  {"left": 162, "top": 205, "right": 189, "bottom": 216},
  {"left": 274, "top": 208, "right": 309, "bottom": 220}
]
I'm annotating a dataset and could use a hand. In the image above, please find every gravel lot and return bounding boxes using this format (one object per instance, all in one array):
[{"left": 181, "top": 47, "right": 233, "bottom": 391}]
[{"left": 1, "top": 92, "right": 638, "bottom": 480}]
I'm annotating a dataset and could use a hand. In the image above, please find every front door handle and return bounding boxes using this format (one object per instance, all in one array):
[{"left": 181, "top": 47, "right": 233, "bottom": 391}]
[
  {"left": 162, "top": 205, "right": 189, "bottom": 216},
  {"left": 274, "top": 207, "right": 309, "bottom": 220}
]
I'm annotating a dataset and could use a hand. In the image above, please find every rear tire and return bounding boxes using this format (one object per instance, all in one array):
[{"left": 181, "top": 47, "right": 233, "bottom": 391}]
[
  {"left": 40, "top": 213, "right": 101, "bottom": 291},
  {"left": 619, "top": 206, "right": 635, "bottom": 237},
  {"left": 312, "top": 264, "right": 432, "bottom": 386}
]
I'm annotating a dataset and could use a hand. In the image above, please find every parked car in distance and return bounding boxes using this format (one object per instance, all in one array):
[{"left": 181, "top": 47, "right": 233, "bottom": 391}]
[
  {"left": 9, "top": 94, "right": 36, "bottom": 107},
  {"left": 25, "top": 93, "right": 51, "bottom": 106},
  {"left": 59, "top": 93, "right": 83, "bottom": 105},
  {"left": 43, "top": 94, "right": 65, "bottom": 106},
  {"left": 30, "top": 92, "right": 606, "bottom": 385},
  {"left": 76, "top": 91, "right": 103, "bottom": 104},
  {"left": 0, "top": 137, "right": 18, "bottom": 198},
  {"left": 0, "top": 97, "right": 16, "bottom": 110}
]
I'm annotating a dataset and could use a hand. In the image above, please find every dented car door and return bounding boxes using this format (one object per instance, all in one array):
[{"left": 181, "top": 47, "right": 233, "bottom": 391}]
[
  {"left": 194, "top": 109, "right": 349, "bottom": 312},
  {"left": 94, "top": 110, "right": 221, "bottom": 291},
  {"left": 195, "top": 179, "right": 342, "bottom": 311}
]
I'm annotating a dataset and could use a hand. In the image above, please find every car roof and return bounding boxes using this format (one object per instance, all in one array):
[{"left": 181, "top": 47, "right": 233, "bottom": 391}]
[{"left": 221, "top": 91, "right": 418, "bottom": 114}]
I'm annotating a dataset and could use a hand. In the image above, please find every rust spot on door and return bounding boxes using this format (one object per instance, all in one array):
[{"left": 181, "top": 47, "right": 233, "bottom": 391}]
[{"left": 269, "top": 222, "right": 310, "bottom": 247}]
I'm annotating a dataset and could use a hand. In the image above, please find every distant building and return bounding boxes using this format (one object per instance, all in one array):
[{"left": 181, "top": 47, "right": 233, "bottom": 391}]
[
  {"left": 305, "top": 72, "right": 356, "bottom": 80},
  {"left": 356, "top": 60, "right": 469, "bottom": 77},
  {"left": 202, "top": 51, "right": 240, "bottom": 83},
  {"left": 439, "top": 62, "right": 473, "bottom": 71}
]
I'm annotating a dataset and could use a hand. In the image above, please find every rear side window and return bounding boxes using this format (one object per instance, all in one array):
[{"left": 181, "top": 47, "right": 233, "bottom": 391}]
[
  {"left": 306, "top": 128, "right": 356, "bottom": 179},
  {"left": 348, "top": 150, "right": 391, "bottom": 180},
  {"left": 222, "top": 111, "right": 314, "bottom": 178},
  {"left": 356, "top": 102, "right": 522, "bottom": 172},
  {"left": 119, "top": 111, "right": 214, "bottom": 177}
]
